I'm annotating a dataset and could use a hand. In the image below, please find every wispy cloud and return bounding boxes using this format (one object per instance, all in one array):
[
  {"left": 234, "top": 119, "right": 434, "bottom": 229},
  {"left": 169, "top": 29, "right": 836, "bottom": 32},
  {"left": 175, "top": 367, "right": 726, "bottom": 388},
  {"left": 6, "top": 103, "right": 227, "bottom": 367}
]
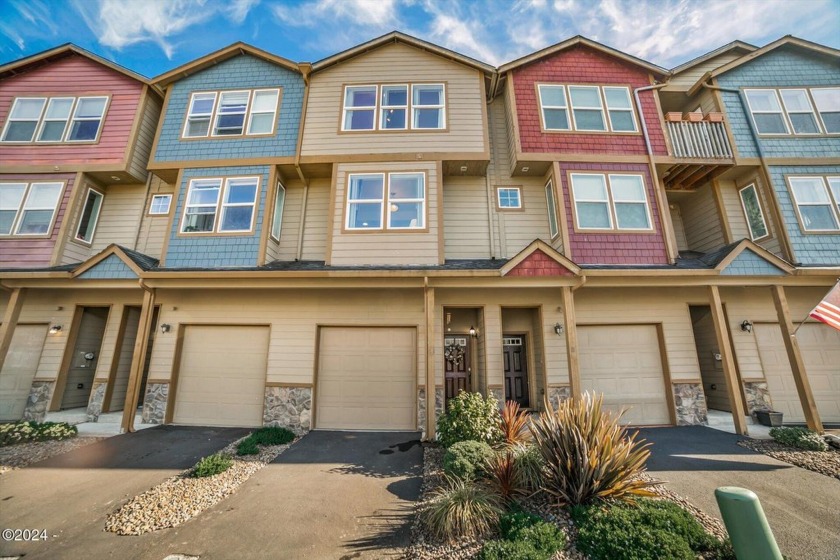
[
  {"left": 226, "top": 0, "right": 261, "bottom": 24},
  {"left": 0, "top": 0, "right": 62, "bottom": 54}
]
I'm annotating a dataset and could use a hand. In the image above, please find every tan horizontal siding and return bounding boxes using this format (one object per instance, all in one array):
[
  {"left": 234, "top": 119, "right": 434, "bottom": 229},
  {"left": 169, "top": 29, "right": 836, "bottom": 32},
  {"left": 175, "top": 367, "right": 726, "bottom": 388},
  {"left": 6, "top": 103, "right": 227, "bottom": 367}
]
[
  {"left": 443, "top": 176, "right": 490, "bottom": 259},
  {"left": 668, "top": 53, "right": 746, "bottom": 90},
  {"left": 90, "top": 184, "right": 146, "bottom": 253},
  {"left": 135, "top": 175, "right": 174, "bottom": 260},
  {"left": 128, "top": 93, "right": 162, "bottom": 181},
  {"left": 301, "top": 178, "right": 330, "bottom": 261},
  {"left": 681, "top": 184, "right": 725, "bottom": 253},
  {"left": 497, "top": 180, "right": 552, "bottom": 259}
]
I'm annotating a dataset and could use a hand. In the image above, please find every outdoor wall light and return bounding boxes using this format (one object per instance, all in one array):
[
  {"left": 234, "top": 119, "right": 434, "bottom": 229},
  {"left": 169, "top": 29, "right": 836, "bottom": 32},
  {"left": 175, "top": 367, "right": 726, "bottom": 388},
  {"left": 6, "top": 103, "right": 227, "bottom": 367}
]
[
  {"left": 48, "top": 325, "right": 62, "bottom": 334},
  {"left": 554, "top": 323, "right": 564, "bottom": 335},
  {"left": 468, "top": 325, "right": 478, "bottom": 338},
  {"left": 160, "top": 323, "right": 171, "bottom": 334},
  {"left": 740, "top": 320, "right": 753, "bottom": 333}
]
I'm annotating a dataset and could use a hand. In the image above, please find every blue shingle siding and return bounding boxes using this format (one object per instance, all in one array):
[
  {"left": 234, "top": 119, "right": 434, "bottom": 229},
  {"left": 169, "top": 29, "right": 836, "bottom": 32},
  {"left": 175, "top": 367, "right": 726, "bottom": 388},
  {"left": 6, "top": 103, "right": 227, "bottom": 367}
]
[
  {"left": 718, "top": 48, "right": 840, "bottom": 159},
  {"left": 78, "top": 254, "right": 137, "bottom": 279},
  {"left": 164, "top": 165, "right": 269, "bottom": 268},
  {"left": 720, "top": 249, "right": 785, "bottom": 276},
  {"left": 767, "top": 164, "right": 840, "bottom": 266},
  {"left": 153, "top": 54, "right": 303, "bottom": 163}
]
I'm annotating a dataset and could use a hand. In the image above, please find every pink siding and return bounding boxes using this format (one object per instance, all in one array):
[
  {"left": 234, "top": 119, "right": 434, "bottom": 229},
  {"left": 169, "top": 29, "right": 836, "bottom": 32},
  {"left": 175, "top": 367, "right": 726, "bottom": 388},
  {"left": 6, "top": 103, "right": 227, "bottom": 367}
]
[
  {"left": 0, "top": 173, "right": 76, "bottom": 268},
  {"left": 0, "top": 54, "right": 143, "bottom": 167},
  {"left": 558, "top": 162, "right": 669, "bottom": 265}
]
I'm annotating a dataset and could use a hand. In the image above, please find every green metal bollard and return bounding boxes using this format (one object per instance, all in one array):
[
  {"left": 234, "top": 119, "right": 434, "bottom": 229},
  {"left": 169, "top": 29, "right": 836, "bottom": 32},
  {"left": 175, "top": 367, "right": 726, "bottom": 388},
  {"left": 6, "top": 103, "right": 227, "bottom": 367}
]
[{"left": 715, "top": 486, "right": 783, "bottom": 560}]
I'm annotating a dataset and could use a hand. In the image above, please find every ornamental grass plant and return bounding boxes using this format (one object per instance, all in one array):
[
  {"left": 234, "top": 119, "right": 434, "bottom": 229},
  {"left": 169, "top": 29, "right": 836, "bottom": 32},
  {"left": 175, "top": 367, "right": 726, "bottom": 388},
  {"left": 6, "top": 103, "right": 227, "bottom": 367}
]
[{"left": 421, "top": 476, "right": 504, "bottom": 542}]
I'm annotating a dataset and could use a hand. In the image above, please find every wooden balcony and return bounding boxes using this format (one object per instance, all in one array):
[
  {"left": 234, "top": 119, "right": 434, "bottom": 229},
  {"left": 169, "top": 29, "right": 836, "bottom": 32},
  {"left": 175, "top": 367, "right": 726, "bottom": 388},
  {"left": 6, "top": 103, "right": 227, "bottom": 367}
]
[{"left": 662, "top": 118, "right": 735, "bottom": 191}]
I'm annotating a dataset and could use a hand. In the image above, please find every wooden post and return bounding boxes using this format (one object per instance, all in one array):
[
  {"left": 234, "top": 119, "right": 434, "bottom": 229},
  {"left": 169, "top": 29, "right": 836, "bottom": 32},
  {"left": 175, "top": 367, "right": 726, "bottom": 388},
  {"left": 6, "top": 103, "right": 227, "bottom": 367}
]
[
  {"left": 121, "top": 288, "right": 155, "bottom": 433},
  {"left": 561, "top": 286, "right": 581, "bottom": 399},
  {"left": 0, "top": 288, "right": 26, "bottom": 371},
  {"left": 708, "top": 286, "right": 748, "bottom": 435},
  {"left": 771, "top": 285, "right": 822, "bottom": 433},
  {"left": 424, "top": 280, "right": 436, "bottom": 441}
]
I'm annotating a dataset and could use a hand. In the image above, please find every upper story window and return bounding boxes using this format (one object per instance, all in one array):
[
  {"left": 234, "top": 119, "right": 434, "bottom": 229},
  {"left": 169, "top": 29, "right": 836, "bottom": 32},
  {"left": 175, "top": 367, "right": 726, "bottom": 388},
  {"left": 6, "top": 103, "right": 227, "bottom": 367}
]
[
  {"left": 345, "top": 172, "right": 425, "bottom": 230},
  {"left": 570, "top": 173, "right": 652, "bottom": 231},
  {"left": 0, "top": 181, "right": 64, "bottom": 236},
  {"left": 497, "top": 187, "right": 522, "bottom": 210},
  {"left": 538, "top": 85, "right": 636, "bottom": 133},
  {"left": 181, "top": 176, "right": 259, "bottom": 234},
  {"left": 787, "top": 176, "right": 840, "bottom": 232},
  {"left": 270, "top": 182, "right": 286, "bottom": 241},
  {"left": 182, "top": 89, "right": 280, "bottom": 139},
  {"left": 544, "top": 180, "right": 559, "bottom": 238},
  {"left": 149, "top": 194, "right": 172, "bottom": 215},
  {"left": 341, "top": 84, "right": 445, "bottom": 132},
  {"left": 1, "top": 96, "right": 108, "bottom": 143},
  {"left": 738, "top": 183, "right": 769, "bottom": 240},
  {"left": 745, "top": 87, "right": 840, "bottom": 135},
  {"left": 75, "top": 188, "right": 104, "bottom": 244}
]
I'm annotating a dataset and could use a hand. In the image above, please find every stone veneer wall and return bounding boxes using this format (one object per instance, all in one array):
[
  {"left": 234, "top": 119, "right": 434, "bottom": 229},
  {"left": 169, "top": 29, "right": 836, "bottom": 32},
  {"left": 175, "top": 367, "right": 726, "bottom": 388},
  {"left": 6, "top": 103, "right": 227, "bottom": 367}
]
[
  {"left": 672, "top": 382, "right": 709, "bottom": 425},
  {"left": 489, "top": 386, "right": 504, "bottom": 407},
  {"left": 546, "top": 385, "right": 571, "bottom": 409},
  {"left": 417, "top": 386, "right": 445, "bottom": 437},
  {"left": 744, "top": 381, "right": 773, "bottom": 416},
  {"left": 85, "top": 382, "right": 107, "bottom": 422},
  {"left": 22, "top": 381, "right": 55, "bottom": 422},
  {"left": 142, "top": 382, "right": 169, "bottom": 424},
  {"left": 264, "top": 386, "right": 311, "bottom": 434}
]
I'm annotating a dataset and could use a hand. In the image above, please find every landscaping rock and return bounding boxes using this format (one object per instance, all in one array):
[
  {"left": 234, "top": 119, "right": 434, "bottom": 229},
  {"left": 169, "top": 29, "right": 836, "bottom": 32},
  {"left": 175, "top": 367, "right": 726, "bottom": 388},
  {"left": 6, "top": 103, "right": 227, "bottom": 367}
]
[{"left": 738, "top": 438, "right": 840, "bottom": 480}]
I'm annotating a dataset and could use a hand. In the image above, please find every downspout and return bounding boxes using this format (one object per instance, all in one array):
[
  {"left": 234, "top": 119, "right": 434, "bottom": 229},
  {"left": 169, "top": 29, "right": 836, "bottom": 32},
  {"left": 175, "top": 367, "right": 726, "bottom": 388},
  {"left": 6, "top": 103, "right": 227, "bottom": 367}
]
[{"left": 133, "top": 171, "right": 155, "bottom": 250}]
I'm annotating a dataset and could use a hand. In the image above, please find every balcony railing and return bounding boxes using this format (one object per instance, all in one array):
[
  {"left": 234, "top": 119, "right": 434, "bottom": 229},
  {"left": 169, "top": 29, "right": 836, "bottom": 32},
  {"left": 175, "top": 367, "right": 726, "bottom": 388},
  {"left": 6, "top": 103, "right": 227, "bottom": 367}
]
[{"left": 667, "top": 120, "right": 733, "bottom": 159}]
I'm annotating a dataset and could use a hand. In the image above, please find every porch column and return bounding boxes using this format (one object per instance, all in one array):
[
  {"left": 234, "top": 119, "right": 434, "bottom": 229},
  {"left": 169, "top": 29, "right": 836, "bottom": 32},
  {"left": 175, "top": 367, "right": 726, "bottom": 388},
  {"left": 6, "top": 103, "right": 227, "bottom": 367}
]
[
  {"left": 121, "top": 287, "right": 156, "bottom": 433},
  {"left": 771, "top": 285, "right": 822, "bottom": 433},
  {"left": 0, "top": 288, "right": 26, "bottom": 371},
  {"left": 424, "top": 281, "right": 436, "bottom": 440},
  {"left": 561, "top": 286, "right": 581, "bottom": 399},
  {"left": 708, "top": 286, "right": 748, "bottom": 435}
]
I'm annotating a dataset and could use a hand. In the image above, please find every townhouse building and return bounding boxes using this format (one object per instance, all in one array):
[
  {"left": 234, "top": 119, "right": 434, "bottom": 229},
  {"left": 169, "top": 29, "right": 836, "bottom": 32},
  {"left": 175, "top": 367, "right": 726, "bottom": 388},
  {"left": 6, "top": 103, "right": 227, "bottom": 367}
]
[{"left": 0, "top": 33, "right": 837, "bottom": 440}]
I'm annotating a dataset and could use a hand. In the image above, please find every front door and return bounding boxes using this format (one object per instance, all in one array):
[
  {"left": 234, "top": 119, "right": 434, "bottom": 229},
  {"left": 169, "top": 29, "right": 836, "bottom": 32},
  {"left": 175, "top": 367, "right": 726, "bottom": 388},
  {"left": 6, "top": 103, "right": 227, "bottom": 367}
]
[
  {"left": 444, "top": 336, "right": 470, "bottom": 403},
  {"left": 503, "top": 336, "right": 529, "bottom": 407}
]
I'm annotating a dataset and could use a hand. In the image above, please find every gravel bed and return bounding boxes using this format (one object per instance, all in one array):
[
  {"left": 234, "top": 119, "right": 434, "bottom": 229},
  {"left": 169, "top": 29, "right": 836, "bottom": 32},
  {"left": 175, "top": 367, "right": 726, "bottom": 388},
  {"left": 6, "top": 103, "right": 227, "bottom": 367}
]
[
  {"left": 0, "top": 436, "right": 106, "bottom": 475},
  {"left": 105, "top": 435, "right": 298, "bottom": 535},
  {"left": 737, "top": 438, "right": 840, "bottom": 480}
]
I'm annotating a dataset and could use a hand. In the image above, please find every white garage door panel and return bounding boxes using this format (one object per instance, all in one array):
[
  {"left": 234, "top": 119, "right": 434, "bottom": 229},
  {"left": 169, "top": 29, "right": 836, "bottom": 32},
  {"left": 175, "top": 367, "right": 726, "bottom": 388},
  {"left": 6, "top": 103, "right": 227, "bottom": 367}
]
[
  {"left": 173, "top": 325, "right": 269, "bottom": 427},
  {"left": 579, "top": 325, "right": 671, "bottom": 426},
  {"left": 0, "top": 325, "right": 48, "bottom": 421},
  {"left": 317, "top": 327, "right": 415, "bottom": 430},
  {"left": 757, "top": 323, "right": 840, "bottom": 423}
]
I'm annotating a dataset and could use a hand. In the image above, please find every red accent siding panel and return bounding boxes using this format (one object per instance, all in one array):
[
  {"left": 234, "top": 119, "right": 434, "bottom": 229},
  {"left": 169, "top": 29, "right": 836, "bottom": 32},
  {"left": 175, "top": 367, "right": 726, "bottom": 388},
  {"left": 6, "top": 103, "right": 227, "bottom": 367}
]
[
  {"left": 507, "top": 249, "right": 573, "bottom": 277},
  {"left": 512, "top": 46, "right": 667, "bottom": 156},
  {"left": 0, "top": 55, "right": 142, "bottom": 167},
  {"left": 0, "top": 173, "right": 76, "bottom": 268},
  {"left": 558, "top": 162, "right": 668, "bottom": 265}
]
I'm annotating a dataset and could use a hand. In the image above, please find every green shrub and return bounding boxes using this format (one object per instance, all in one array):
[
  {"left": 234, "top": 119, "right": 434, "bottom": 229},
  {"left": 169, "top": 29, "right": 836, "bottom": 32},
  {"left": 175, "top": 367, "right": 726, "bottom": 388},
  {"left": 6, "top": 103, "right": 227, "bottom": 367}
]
[
  {"left": 479, "top": 539, "right": 545, "bottom": 560},
  {"left": 769, "top": 426, "right": 828, "bottom": 451},
  {"left": 437, "top": 391, "right": 502, "bottom": 448},
  {"left": 481, "top": 510, "right": 566, "bottom": 560},
  {"left": 516, "top": 522, "right": 567, "bottom": 557},
  {"left": 512, "top": 444, "right": 544, "bottom": 492},
  {"left": 192, "top": 453, "right": 233, "bottom": 478},
  {"left": 0, "top": 421, "right": 77, "bottom": 446},
  {"left": 236, "top": 439, "right": 260, "bottom": 456},
  {"left": 443, "top": 440, "right": 494, "bottom": 480},
  {"left": 499, "top": 509, "right": 543, "bottom": 540},
  {"left": 251, "top": 426, "right": 295, "bottom": 446},
  {"left": 421, "top": 476, "right": 503, "bottom": 542}
]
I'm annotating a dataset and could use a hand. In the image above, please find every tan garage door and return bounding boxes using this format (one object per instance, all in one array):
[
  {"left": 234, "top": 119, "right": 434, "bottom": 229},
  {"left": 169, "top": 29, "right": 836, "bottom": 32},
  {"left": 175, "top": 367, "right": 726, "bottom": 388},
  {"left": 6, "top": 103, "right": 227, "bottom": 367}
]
[
  {"left": 0, "top": 325, "right": 48, "bottom": 421},
  {"left": 173, "top": 325, "right": 269, "bottom": 427},
  {"left": 579, "top": 325, "right": 671, "bottom": 425},
  {"left": 756, "top": 323, "right": 840, "bottom": 423},
  {"left": 316, "top": 327, "right": 416, "bottom": 430}
]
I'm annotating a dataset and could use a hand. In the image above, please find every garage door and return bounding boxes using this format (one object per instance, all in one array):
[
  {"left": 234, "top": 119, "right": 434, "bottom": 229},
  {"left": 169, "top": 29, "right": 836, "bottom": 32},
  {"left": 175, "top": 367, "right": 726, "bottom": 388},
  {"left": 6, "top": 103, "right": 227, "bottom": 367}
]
[
  {"left": 173, "top": 325, "right": 269, "bottom": 427},
  {"left": 579, "top": 325, "right": 671, "bottom": 425},
  {"left": 0, "top": 324, "right": 48, "bottom": 421},
  {"left": 316, "top": 327, "right": 415, "bottom": 430},
  {"left": 756, "top": 323, "right": 840, "bottom": 423}
]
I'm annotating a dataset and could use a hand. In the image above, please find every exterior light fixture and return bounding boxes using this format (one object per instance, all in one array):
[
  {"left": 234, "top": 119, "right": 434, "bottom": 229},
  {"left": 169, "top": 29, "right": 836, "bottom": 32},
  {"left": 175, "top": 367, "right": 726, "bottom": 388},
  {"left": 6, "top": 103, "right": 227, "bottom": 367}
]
[
  {"left": 160, "top": 323, "right": 171, "bottom": 334},
  {"left": 48, "top": 325, "right": 62, "bottom": 334},
  {"left": 740, "top": 320, "right": 753, "bottom": 333},
  {"left": 554, "top": 323, "right": 563, "bottom": 335},
  {"left": 468, "top": 325, "right": 478, "bottom": 338}
]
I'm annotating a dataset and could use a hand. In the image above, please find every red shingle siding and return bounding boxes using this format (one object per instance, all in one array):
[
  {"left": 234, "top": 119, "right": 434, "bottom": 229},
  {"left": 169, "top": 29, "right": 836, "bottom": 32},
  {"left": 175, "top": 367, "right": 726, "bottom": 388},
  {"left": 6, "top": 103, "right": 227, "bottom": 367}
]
[
  {"left": 512, "top": 46, "right": 667, "bottom": 156},
  {"left": 506, "top": 249, "right": 573, "bottom": 277},
  {"left": 558, "top": 162, "right": 669, "bottom": 265},
  {"left": 0, "top": 54, "right": 142, "bottom": 167}
]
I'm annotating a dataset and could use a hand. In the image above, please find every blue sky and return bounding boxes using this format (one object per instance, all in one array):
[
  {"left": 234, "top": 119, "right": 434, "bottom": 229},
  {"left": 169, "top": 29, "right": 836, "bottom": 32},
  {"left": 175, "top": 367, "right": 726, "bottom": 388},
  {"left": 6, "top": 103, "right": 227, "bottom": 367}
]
[{"left": 1, "top": 0, "right": 839, "bottom": 78}]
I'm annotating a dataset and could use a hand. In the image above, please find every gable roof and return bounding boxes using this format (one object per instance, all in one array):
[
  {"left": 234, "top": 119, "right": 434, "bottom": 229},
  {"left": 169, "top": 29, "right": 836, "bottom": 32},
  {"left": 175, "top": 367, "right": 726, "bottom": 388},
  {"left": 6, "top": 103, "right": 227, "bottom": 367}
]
[
  {"left": 500, "top": 240, "right": 581, "bottom": 277},
  {"left": 71, "top": 244, "right": 159, "bottom": 278},
  {"left": 311, "top": 31, "right": 495, "bottom": 75},
  {"left": 497, "top": 35, "right": 668, "bottom": 77},
  {"left": 708, "top": 35, "right": 840, "bottom": 80},
  {"left": 670, "top": 40, "right": 757, "bottom": 74},
  {"left": 699, "top": 239, "right": 794, "bottom": 274},
  {"left": 152, "top": 42, "right": 301, "bottom": 88}
]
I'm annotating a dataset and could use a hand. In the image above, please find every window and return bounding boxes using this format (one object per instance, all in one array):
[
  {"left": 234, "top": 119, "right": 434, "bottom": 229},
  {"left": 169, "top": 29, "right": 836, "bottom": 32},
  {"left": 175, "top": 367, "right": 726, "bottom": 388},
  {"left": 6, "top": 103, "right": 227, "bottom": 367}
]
[
  {"left": 66, "top": 97, "right": 107, "bottom": 141},
  {"left": 1, "top": 96, "right": 109, "bottom": 143},
  {"left": 75, "top": 188, "right": 104, "bottom": 243},
  {"left": 738, "top": 183, "right": 769, "bottom": 240},
  {"left": 812, "top": 88, "right": 840, "bottom": 134},
  {"left": 343, "top": 86, "right": 377, "bottom": 131},
  {"left": 149, "top": 194, "right": 172, "bottom": 215},
  {"left": 788, "top": 176, "right": 840, "bottom": 232},
  {"left": 247, "top": 90, "right": 280, "bottom": 135},
  {"left": 37, "top": 98, "right": 74, "bottom": 142},
  {"left": 604, "top": 87, "right": 637, "bottom": 132},
  {"left": 412, "top": 84, "right": 445, "bottom": 129},
  {"left": 1, "top": 98, "right": 45, "bottom": 142},
  {"left": 538, "top": 85, "right": 637, "bottom": 133},
  {"left": 213, "top": 91, "right": 250, "bottom": 136},
  {"left": 181, "top": 177, "right": 259, "bottom": 234},
  {"left": 745, "top": 87, "right": 840, "bottom": 136},
  {"left": 744, "top": 89, "right": 788, "bottom": 134},
  {"left": 184, "top": 93, "right": 216, "bottom": 138},
  {"left": 569, "top": 86, "right": 606, "bottom": 131},
  {"left": 380, "top": 85, "right": 408, "bottom": 130},
  {"left": 538, "top": 85, "right": 569, "bottom": 130},
  {"left": 345, "top": 172, "right": 425, "bottom": 230},
  {"left": 779, "top": 90, "right": 820, "bottom": 134},
  {"left": 570, "top": 173, "right": 652, "bottom": 231},
  {"left": 271, "top": 182, "right": 286, "bottom": 240},
  {"left": 182, "top": 89, "right": 280, "bottom": 138},
  {"left": 497, "top": 187, "right": 522, "bottom": 209},
  {"left": 341, "top": 84, "right": 445, "bottom": 131},
  {"left": 0, "top": 182, "right": 64, "bottom": 236},
  {"left": 545, "top": 181, "right": 559, "bottom": 238}
]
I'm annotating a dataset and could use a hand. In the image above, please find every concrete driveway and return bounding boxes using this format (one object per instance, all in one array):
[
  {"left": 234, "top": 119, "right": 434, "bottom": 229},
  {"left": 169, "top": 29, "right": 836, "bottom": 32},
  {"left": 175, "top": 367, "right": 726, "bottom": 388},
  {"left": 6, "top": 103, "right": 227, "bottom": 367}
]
[{"left": 638, "top": 426, "right": 840, "bottom": 560}]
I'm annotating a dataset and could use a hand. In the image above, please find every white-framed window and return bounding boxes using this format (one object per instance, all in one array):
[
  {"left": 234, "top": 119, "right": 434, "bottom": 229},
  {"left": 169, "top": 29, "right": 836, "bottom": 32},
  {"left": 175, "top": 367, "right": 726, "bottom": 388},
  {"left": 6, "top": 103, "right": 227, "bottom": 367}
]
[
  {"left": 570, "top": 173, "right": 652, "bottom": 231},
  {"left": 270, "top": 182, "right": 286, "bottom": 240},
  {"left": 779, "top": 89, "right": 820, "bottom": 135},
  {"left": 0, "top": 182, "right": 64, "bottom": 236},
  {"left": 219, "top": 177, "right": 258, "bottom": 231},
  {"left": 497, "top": 187, "right": 522, "bottom": 209},
  {"left": 66, "top": 97, "right": 108, "bottom": 141},
  {"left": 182, "top": 179, "right": 222, "bottom": 233},
  {"left": 603, "top": 87, "right": 637, "bottom": 132},
  {"left": 811, "top": 87, "right": 840, "bottom": 134},
  {"left": 74, "top": 188, "right": 104, "bottom": 243},
  {"left": 149, "top": 194, "right": 172, "bottom": 215},
  {"left": 544, "top": 180, "right": 559, "bottom": 238},
  {"left": 412, "top": 84, "right": 445, "bottom": 129},
  {"left": 182, "top": 89, "right": 280, "bottom": 139},
  {"left": 342, "top": 86, "right": 377, "bottom": 131},
  {"left": 184, "top": 92, "right": 217, "bottom": 138},
  {"left": 181, "top": 177, "right": 259, "bottom": 234},
  {"left": 345, "top": 172, "right": 426, "bottom": 230},
  {"left": 37, "top": 97, "right": 74, "bottom": 142},
  {"left": 341, "top": 83, "right": 446, "bottom": 131},
  {"left": 539, "top": 85, "right": 637, "bottom": 133},
  {"left": 213, "top": 91, "right": 250, "bottom": 136},
  {"left": 744, "top": 89, "right": 789, "bottom": 135},
  {"left": 1, "top": 95, "right": 108, "bottom": 143},
  {"left": 738, "top": 183, "right": 769, "bottom": 240},
  {"left": 380, "top": 85, "right": 408, "bottom": 130},
  {"left": 1, "top": 98, "right": 46, "bottom": 142},
  {"left": 537, "top": 85, "right": 570, "bottom": 131},
  {"left": 788, "top": 176, "right": 840, "bottom": 232},
  {"left": 247, "top": 89, "right": 280, "bottom": 135},
  {"left": 569, "top": 85, "right": 606, "bottom": 132}
]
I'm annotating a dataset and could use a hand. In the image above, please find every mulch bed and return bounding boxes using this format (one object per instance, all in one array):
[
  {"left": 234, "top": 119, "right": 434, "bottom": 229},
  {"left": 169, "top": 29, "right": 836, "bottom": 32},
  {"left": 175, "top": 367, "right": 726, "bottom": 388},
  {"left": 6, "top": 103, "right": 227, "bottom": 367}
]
[{"left": 738, "top": 438, "right": 840, "bottom": 480}]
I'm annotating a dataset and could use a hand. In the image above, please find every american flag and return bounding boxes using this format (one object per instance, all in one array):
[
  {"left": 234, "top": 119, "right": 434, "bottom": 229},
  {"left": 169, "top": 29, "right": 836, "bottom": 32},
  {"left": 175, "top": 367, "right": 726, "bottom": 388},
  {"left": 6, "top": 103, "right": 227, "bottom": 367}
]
[{"left": 809, "top": 281, "right": 840, "bottom": 331}]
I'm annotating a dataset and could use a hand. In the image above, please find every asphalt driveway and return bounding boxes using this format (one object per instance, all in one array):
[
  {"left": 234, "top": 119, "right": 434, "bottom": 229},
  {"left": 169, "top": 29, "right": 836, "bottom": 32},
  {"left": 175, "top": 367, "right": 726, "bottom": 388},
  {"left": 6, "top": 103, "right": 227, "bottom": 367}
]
[{"left": 638, "top": 426, "right": 840, "bottom": 560}]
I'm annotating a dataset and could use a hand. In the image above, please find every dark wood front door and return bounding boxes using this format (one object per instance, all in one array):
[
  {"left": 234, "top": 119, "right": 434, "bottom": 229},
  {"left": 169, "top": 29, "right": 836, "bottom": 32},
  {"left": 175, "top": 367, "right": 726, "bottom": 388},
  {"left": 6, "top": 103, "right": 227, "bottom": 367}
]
[
  {"left": 503, "top": 336, "right": 529, "bottom": 407},
  {"left": 444, "top": 336, "right": 470, "bottom": 402}
]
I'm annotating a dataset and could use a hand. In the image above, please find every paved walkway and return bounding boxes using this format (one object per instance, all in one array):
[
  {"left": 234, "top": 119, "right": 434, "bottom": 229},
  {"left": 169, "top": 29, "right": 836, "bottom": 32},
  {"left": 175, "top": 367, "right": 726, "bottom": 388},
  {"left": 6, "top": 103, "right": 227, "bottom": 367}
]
[{"left": 638, "top": 426, "right": 840, "bottom": 560}]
